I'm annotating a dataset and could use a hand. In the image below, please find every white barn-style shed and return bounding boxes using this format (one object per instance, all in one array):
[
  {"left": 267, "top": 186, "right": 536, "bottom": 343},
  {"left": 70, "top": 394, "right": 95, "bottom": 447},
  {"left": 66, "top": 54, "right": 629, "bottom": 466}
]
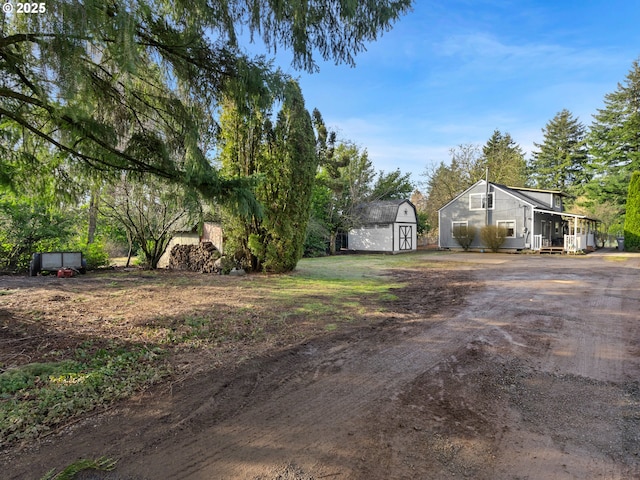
[{"left": 348, "top": 199, "right": 417, "bottom": 253}]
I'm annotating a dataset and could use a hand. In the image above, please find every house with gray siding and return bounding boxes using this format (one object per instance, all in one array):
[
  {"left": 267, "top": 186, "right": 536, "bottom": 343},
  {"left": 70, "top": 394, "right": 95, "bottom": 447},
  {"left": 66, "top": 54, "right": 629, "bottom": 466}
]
[
  {"left": 348, "top": 199, "right": 417, "bottom": 253},
  {"left": 438, "top": 180, "right": 598, "bottom": 253}
]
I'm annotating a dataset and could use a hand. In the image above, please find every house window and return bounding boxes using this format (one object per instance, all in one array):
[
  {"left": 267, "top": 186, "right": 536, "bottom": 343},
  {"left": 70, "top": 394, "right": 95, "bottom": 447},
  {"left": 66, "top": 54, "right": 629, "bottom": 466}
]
[
  {"left": 452, "top": 221, "right": 468, "bottom": 230},
  {"left": 497, "top": 220, "right": 516, "bottom": 238},
  {"left": 555, "top": 195, "right": 561, "bottom": 208},
  {"left": 469, "top": 192, "right": 494, "bottom": 210}
]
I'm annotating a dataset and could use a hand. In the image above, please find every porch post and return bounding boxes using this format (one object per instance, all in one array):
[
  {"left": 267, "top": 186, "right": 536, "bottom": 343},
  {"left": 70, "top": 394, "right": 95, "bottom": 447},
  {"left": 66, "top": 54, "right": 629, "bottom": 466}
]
[
  {"left": 574, "top": 217, "right": 578, "bottom": 251},
  {"left": 531, "top": 209, "right": 535, "bottom": 250}
]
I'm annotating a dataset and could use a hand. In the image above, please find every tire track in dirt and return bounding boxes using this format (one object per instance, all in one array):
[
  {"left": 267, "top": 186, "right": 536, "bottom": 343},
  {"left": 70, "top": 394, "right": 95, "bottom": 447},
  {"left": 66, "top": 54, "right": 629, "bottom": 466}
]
[
  {"left": 3, "top": 267, "right": 476, "bottom": 480},
  {"left": 356, "top": 253, "right": 640, "bottom": 480},
  {"left": 487, "top": 255, "right": 640, "bottom": 480},
  {"left": 119, "top": 310, "right": 485, "bottom": 479},
  {"left": 4, "top": 253, "right": 640, "bottom": 480}
]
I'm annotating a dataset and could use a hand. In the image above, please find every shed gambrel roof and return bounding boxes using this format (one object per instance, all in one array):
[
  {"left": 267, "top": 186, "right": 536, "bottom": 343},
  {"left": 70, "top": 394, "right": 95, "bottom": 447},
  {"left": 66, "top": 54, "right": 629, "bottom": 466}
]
[{"left": 353, "top": 199, "right": 415, "bottom": 225}]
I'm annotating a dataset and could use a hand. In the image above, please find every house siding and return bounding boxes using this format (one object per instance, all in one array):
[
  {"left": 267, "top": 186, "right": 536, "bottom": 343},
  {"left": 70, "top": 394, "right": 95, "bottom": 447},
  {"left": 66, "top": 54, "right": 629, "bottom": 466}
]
[
  {"left": 439, "top": 182, "right": 529, "bottom": 250},
  {"left": 515, "top": 190, "right": 552, "bottom": 208}
]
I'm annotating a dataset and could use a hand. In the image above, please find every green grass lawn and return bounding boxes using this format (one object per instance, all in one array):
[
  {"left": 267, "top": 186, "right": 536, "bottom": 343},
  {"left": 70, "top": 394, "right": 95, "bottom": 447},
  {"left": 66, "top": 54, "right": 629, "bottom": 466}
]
[{"left": 0, "top": 251, "right": 450, "bottom": 448}]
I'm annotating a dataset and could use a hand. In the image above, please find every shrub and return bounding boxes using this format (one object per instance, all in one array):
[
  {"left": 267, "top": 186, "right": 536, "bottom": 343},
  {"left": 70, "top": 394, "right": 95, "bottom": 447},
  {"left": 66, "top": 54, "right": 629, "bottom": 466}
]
[
  {"left": 480, "top": 225, "right": 508, "bottom": 252},
  {"left": 452, "top": 225, "right": 477, "bottom": 251},
  {"left": 67, "top": 239, "right": 110, "bottom": 269},
  {"left": 0, "top": 195, "right": 71, "bottom": 271},
  {"left": 624, "top": 172, "right": 640, "bottom": 251}
]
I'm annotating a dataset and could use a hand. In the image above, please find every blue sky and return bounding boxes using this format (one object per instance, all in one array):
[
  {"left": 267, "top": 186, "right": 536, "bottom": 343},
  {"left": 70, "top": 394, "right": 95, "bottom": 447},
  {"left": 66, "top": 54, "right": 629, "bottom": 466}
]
[{"left": 248, "top": 1, "right": 640, "bottom": 189}]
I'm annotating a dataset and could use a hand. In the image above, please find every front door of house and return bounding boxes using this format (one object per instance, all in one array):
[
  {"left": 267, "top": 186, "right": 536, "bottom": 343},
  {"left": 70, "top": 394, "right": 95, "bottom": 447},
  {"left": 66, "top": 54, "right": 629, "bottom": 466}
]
[
  {"left": 399, "top": 225, "right": 412, "bottom": 250},
  {"left": 541, "top": 220, "right": 551, "bottom": 246}
]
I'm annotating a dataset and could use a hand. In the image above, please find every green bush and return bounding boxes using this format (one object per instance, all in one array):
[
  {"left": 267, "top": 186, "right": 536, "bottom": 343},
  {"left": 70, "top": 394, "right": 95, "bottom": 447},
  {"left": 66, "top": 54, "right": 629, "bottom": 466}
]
[
  {"left": 452, "top": 225, "right": 477, "bottom": 251},
  {"left": 0, "top": 194, "right": 71, "bottom": 271},
  {"left": 480, "top": 225, "right": 508, "bottom": 252},
  {"left": 624, "top": 171, "right": 640, "bottom": 251},
  {"left": 84, "top": 241, "right": 110, "bottom": 269},
  {"left": 64, "top": 238, "right": 110, "bottom": 269},
  {"left": 303, "top": 219, "right": 329, "bottom": 257}
]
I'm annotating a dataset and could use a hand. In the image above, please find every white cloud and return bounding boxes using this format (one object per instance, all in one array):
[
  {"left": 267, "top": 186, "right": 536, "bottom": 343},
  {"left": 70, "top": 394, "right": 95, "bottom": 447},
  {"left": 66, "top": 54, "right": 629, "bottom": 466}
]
[{"left": 433, "top": 32, "right": 620, "bottom": 78}]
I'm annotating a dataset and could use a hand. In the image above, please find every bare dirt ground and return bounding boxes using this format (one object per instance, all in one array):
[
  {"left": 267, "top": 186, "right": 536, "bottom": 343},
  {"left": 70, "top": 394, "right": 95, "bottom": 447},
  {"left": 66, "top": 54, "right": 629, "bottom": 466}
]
[{"left": 2, "top": 250, "right": 640, "bottom": 479}]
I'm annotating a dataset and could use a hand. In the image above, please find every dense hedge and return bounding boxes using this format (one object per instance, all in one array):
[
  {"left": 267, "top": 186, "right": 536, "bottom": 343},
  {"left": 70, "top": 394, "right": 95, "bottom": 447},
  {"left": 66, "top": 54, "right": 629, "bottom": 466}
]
[{"left": 624, "top": 171, "right": 640, "bottom": 251}]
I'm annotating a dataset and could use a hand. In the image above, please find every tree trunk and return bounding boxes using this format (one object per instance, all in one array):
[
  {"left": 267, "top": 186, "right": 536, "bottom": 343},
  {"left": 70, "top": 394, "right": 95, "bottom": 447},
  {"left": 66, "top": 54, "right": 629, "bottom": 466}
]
[
  {"left": 87, "top": 187, "right": 100, "bottom": 244},
  {"left": 125, "top": 230, "right": 133, "bottom": 268},
  {"left": 329, "top": 231, "right": 337, "bottom": 255}
]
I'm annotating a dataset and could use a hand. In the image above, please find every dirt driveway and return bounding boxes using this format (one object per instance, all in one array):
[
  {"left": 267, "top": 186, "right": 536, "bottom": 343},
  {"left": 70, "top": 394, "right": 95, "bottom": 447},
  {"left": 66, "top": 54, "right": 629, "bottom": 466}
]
[{"left": 3, "top": 250, "right": 640, "bottom": 479}]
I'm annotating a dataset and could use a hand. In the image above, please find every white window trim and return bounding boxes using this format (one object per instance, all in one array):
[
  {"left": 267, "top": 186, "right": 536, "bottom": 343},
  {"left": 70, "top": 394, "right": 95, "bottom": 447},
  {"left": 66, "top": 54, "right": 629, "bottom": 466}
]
[
  {"left": 452, "top": 220, "right": 468, "bottom": 229},
  {"left": 469, "top": 192, "right": 494, "bottom": 211},
  {"left": 497, "top": 220, "right": 516, "bottom": 238}
]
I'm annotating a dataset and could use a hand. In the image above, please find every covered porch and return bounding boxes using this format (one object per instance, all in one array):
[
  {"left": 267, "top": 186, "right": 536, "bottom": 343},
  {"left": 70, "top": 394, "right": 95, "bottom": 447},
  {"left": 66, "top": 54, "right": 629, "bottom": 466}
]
[{"left": 531, "top": 210, "right": 598, "bottom": 253}]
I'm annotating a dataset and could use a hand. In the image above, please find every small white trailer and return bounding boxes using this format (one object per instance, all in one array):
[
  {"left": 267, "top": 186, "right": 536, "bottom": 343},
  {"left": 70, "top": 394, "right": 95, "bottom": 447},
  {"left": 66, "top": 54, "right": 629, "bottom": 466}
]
[{"left": 29, "top": 252, "right": 87, "bottom": 276}]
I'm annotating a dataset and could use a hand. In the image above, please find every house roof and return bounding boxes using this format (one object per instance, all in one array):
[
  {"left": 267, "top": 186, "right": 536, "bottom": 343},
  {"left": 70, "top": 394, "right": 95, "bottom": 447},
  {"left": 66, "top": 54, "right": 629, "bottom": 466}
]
[
  {"left": 353, "top": 199, "right": 415, "bottom": 224},
  {"left": 438, "top": 180, "right": 563, "bottom": 211},
  {"left": 491, "top": 182, "right": 548, "bottom": 209},
  {"left": 533, "top": 209, "right": 599, "bottom": 222},
  {"left": 438, "top": 180, "right": 599, "bottom": 221},
  {"left": 507, "top": 185, "right": 570, "bottom": 197}
]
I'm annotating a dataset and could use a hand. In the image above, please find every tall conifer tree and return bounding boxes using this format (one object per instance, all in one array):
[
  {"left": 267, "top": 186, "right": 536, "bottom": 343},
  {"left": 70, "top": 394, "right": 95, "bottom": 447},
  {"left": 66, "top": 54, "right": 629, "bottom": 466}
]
[
  {"left": 219, "top": 80, "right": 318, "bottom": 272},
  {"left": 1, "top": 0, "right": 412, "bottom": 208},
  {"left": 481, "top": 130, "right": 527, "bottom": 187},
  {"left": 256, "top": 81, "right": 318, "bottom": 272},
  {"left": 587, "top": 58, "right": 640, "bottom": 207},
  {"left": 529, "top": 109, "right": 588, "bottom": 192}
]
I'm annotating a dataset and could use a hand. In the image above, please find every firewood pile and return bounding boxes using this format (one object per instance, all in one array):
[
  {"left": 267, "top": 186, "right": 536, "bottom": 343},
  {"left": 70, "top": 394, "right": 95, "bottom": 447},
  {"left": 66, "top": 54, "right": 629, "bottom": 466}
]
[{"left": 168, "top": 242, "right": 221, "bottom": 273}]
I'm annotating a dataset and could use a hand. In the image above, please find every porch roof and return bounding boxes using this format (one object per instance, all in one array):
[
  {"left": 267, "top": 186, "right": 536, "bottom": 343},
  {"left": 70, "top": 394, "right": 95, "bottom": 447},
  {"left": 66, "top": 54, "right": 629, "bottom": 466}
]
[{"left": 533, "top": 208, "right": 599, "bottom": 222}]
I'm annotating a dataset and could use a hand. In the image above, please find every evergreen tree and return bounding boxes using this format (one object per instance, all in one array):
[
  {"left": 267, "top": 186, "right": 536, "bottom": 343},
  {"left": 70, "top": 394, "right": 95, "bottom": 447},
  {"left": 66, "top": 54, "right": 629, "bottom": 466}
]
[
  {"left": 219, "top": 80, "right": 318, "bottom": 272},
  {"left": 481, "top": 130, "right": 527, "bottom": 186},
  {"left": 529, "top": 109, "right": 589, "bottom": 192},
  {"left": 624, "top": 171, "right": 640, "bottom": 251},
  {"left": 587, "top": 58, "right": 640, "bottom": 207},
  {"left": 256, "top": 81, "right": 318, "bottom": 272},
  {"left": 1, "top": 0, "right": 411, "bottom": 208},
  {"left": 217, "top": 93, "right": 271, "bottom": 271}
]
